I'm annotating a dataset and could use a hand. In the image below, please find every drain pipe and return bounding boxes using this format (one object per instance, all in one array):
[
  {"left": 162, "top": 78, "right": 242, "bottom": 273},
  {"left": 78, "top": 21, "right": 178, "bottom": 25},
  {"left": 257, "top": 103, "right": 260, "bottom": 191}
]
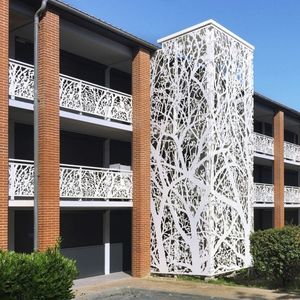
[{"left": 33, "top": 0, "right": 48, "bottom": 252}]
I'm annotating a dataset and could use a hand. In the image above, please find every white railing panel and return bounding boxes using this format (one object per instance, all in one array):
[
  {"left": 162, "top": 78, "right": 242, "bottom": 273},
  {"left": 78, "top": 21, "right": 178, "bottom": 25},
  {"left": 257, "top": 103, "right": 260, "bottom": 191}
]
[
  {"left": 9, "top": 160, "right": 132, "bottom": 201},
  {"left": 284, "top": 186, "right": 300, "bottom": 204},
  {"left": 8, "top": 59, "right": 132, "bottom": 124},
  {"left": 60, "top": 164, "right": 132, "bottom": 200},
  {"left": 253, "top": 132, "right": 274, "bottom": 156},
  {"left": 254, "top": 183, "right": 274, "bottom": 204},
  {"left": 254, "top": 183, "right": 300, "bottom": 205},
  {"left": 60, "top": 75, "right": 132, "bottom": 123},
  {"left": 284, "top": 141, "right": 300, "bottom": 163},
  {"left": 9, "top": 59, "right": 34, "bottom": 101},
  {"left": 9, "top": 159, "right": 34, "bottom": 198}
]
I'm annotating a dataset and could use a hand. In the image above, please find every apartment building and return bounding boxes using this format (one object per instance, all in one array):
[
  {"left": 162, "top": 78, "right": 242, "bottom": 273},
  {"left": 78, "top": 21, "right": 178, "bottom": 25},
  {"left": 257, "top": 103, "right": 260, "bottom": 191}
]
[
  {"left": 254, "top": 93, "right": 300, "bottom": 230},
  {"left": 2, "top": 0, "right": 155, "bottom": 278},
  {"left": 0, "top": 0, "right": 299, "bottom": 279}
]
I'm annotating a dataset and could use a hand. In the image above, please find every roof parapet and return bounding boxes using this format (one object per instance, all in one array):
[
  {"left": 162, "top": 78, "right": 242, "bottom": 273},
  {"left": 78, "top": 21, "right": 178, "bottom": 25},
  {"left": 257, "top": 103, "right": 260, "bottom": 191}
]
[{"left": 158, "top": 19, "right": 254, "bottom": 50}]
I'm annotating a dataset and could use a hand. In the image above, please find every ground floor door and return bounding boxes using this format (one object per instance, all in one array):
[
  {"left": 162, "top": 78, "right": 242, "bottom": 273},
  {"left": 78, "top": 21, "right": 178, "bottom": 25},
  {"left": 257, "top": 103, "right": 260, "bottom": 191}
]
[
  {"left": 10, "top": 208, "right": 132, "bottom": 278},
  {"left": 60, "top": 210, "right": 105, "bottom": 278}
]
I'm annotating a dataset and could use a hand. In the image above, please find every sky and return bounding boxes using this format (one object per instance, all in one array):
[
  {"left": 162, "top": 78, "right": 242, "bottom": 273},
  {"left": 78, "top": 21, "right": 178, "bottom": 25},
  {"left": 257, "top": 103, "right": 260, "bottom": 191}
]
[{"left": 65, "top": 0, "right": 300, "bottom": 111}]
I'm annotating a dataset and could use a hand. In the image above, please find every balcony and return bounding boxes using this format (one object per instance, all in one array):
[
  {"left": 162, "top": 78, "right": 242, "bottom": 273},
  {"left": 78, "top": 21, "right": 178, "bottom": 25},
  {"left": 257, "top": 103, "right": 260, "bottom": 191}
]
[
  {"left": 284, "top": 141, "right": 300, "bottom": 163},
  {"left": 254, "top": 183, "right": 300, "bottom": 206},
  {"left": 254, "top": 132, "right": 300, "bottom": 164},
  {"left": 253, "top": 132, "right": 274, "bottom": 157},
  {"left": 9, "top": 59, "right": 132, "bottom": 124},
  {"left": 9, "top": 159, "right": 132, "bottom": 202}
]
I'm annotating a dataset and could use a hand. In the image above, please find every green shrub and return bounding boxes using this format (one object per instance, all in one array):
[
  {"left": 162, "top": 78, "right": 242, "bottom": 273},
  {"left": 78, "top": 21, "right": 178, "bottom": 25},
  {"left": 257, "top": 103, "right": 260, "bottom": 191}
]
[
  {"left": 0, "top": 245, "right": 77, "bottom": 299},
  {"left": 250, "top": 226, "right": 300, "bottom": 286}
]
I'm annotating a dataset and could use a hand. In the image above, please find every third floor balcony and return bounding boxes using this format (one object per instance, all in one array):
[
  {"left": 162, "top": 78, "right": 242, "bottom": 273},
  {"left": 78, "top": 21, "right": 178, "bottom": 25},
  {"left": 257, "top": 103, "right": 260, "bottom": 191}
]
[{"left": 9, "top": 59, "right": 132, "bottom": 124}]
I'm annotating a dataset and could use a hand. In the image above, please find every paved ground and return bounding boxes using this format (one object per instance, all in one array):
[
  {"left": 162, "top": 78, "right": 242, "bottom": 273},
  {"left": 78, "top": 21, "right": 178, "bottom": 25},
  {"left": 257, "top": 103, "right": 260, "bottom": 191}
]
[{"left": 74, "top": 273, "right": 300, "bottom": 299}]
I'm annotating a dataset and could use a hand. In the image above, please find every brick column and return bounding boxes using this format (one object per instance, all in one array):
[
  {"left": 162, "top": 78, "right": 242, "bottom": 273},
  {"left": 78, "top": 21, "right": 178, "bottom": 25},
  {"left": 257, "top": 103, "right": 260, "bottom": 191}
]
[
  {"left": 0, "top": 0, "right": 9, "bottom": 250},
  {"left": 131, "top": 48, "right": 151, "bottom": 277},
  {"left": 38, "top": 10, "right": 60, "bottom": 251},
  {"left": 273, "top": 111, "right": 284, "bottom": 228}
]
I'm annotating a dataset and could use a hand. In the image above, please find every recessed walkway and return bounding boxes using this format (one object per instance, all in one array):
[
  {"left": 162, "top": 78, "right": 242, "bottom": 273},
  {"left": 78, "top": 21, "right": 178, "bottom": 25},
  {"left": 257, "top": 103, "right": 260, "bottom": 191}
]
[
  {"left": 74, "top": 275, "right": 300, "bottom": 299},
  {"left": 74, "top": 272, "right": 131, "bottom": 289}
]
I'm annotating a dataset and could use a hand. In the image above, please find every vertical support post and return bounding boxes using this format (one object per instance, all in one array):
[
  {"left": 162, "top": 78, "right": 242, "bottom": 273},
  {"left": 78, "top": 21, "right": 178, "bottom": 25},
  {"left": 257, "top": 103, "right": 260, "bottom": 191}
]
[
  {"left": 0, "top": 0, "right": 9, "bottom": 250},
  {"left": 103, "top": 138, "right": 110, "bottom": 273},
  {"left": 38, "top": 10, "right": 60, "bottom": 251},
  {"left": 131, "top": 48, "right": 151, "bottom": 277},
  {"left": 8, "top": 209, "right": 14, "bottom": 250},
  {"left": 103, "top": 210, "right": 110, "bottom": 275},
  {"left": 9, "top": 119, "right": 14, "bottom": 159},
  {"left": 273, "top": 111, "right": 285, "bottom": 228},
  {"left": 9, "top": 32, "right": 15, "bottom": 59},
  {"left": 103, "top": 139, "right": 110, "bottom": 168},
  {"left": 105, "top": 67, "right": 111, "bottom": 88},
  {"left": 105, "top": 67, "right": 111, "bottom": 120}
]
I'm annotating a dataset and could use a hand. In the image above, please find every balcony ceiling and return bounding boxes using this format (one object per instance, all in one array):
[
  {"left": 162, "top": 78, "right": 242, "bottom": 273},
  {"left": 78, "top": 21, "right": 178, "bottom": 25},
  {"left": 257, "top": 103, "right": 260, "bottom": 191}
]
[
  {"left": 9, "top": 107, "right": 131, "bottom": 142},
  {"left": 60, "top": 20, "right": 132, "bottom": 73},
  {"left": 10, "top": 12, "right": 131, "bottom": 74},
  {"left": 10, "top": 10, "right": 32, "bottom": 32}
]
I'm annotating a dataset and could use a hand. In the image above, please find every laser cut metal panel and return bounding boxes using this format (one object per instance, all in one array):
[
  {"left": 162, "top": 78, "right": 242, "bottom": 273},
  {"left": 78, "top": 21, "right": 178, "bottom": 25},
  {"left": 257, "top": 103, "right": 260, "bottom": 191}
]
[
  {"left": 151, "top": 21, "right": 254, "bottom": 276},
  {"left": 9, "top": 160, "right": 132, "bottom": 201}
]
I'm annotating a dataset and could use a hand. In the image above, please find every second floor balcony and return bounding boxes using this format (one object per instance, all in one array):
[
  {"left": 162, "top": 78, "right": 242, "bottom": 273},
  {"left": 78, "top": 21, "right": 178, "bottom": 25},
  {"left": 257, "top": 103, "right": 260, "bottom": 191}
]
[
  {"left": 254, "top": 132, "right": 300, "bottom": 164},
  {"left": 9, "top": 59, "right": 132, "bottom": 124},
  {"left": 254, "top": 182, "right": 300, "bottom": 206},
  {"left": 9, "top": 159, "right": 132, "bottom": 203}
]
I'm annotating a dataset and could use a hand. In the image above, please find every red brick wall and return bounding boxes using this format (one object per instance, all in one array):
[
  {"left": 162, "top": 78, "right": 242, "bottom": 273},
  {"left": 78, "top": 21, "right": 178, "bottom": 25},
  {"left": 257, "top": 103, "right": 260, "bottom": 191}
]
[
  {"left": 0, "top": 0, "right": 9, "bottom": 250},
  {"left": 38, "top": 10, "right": 60, "bottom": 251},
  {"left": 273, "top": 111, "right": 285, "bottom": 228},
  {"left": 131, "top": 48, "right": 151, "bottom": 277}
]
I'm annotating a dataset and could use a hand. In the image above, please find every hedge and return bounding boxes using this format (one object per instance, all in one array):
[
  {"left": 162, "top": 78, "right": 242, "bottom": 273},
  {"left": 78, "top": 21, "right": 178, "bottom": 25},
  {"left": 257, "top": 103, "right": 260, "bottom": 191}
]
[
  {"left": 250, "top": 226, "right": 300, "bottom": 286},
  {"left": 0, "top": 245, "right": 77, "bottom": 300}
]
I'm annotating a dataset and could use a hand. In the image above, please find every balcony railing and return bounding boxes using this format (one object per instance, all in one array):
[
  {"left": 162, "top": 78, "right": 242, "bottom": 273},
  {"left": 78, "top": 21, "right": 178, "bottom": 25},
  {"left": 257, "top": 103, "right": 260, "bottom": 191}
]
[
  {"left": 254, "top": 132, "right": 300, "bottom": 164},
  {"left": 254, "top": 183, "right": 274, "bottom": 204},
  {"left": 284, "top": 141, "right": 300, "bottom": 163},
  {"left": 284, "top": 185, "right": 300, "bottom": 205},
  {"left": 9, "top": 59, "right": 132, "bottom": 124},
  {"left": 9, "top": 159, "right": 132, "bottom": 201},
  {"left": 254, "top": 183, "right": 300, "bottom": 205},
  {"left": 253, "top": 132, "right": 274, "bottom": 157}
]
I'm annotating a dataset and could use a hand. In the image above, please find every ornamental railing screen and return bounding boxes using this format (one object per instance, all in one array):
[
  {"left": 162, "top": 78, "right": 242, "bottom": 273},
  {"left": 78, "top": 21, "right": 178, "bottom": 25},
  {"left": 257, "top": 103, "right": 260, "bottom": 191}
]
[
  {"left": 9, "top": 59, "right": 132, "bottom": 124},
  {"left": 284, "top": 141, "right": 300, "bottom": 163},
  {"left": 9, "top": 159, "right": 132, "bottom": 200},
  {"left": 254, "top": 183, "right": 300, "bottom": 205},
  {"left": 253, "top": 132, "right": 274, "bottom": 156}
]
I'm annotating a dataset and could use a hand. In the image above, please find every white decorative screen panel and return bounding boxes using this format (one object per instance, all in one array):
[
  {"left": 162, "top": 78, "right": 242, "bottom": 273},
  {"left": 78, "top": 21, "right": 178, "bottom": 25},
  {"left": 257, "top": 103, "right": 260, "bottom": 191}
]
[
  {"left": 151, "top": 22, "right": 254, "bottom": 276},
  {"left": 9, "top": 160, "right": 132, "bottom": 201}
]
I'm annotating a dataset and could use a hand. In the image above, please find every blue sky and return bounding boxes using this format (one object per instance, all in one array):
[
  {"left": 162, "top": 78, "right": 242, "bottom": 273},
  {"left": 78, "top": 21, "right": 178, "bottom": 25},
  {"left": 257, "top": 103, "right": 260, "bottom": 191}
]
[{"left": 65, "top": 0, "right": 300, "bottom": 110}]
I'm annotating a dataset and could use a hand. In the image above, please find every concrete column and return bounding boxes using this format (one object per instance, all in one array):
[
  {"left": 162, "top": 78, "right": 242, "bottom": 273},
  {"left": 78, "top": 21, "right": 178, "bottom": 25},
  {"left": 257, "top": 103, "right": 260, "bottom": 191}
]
[
  {"left": 105, "top": 67, "right": 111, "bottom": 88},
  {"left": 9, "top": 119, "right": 15, "bottom": 159},
  {"left": 131, "top": 48, "right": 151, "bottom": 277},
  {"left": 273, "top": 111, "right": 284, "bottom": 228},
  {"left": 0, "top": 0, "right": 9, "bottom": 250},
  {"left": 8, "top": 209, "right": 14, "bottom": 250},
  {"left": 103, "top": 139, "right": 110, "bottom": 168},
  {"left": 38, "top": 10, "right": 60, "bottom": 251},
  {"left": 103, "top": 210, "right": 110, "bottom": 275},
  {"left": 9, "top": 31, "right": 15, "bottom": 59},
  {"left": 103, "top": 138, "right": 111, "bottom": 274}
]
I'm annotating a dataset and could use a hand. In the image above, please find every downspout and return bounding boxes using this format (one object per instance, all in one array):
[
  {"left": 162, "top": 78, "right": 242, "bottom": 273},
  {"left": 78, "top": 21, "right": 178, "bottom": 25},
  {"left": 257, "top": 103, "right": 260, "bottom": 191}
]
[{"left": 33, "top": 0, "right": 48, "bottom": 252}]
